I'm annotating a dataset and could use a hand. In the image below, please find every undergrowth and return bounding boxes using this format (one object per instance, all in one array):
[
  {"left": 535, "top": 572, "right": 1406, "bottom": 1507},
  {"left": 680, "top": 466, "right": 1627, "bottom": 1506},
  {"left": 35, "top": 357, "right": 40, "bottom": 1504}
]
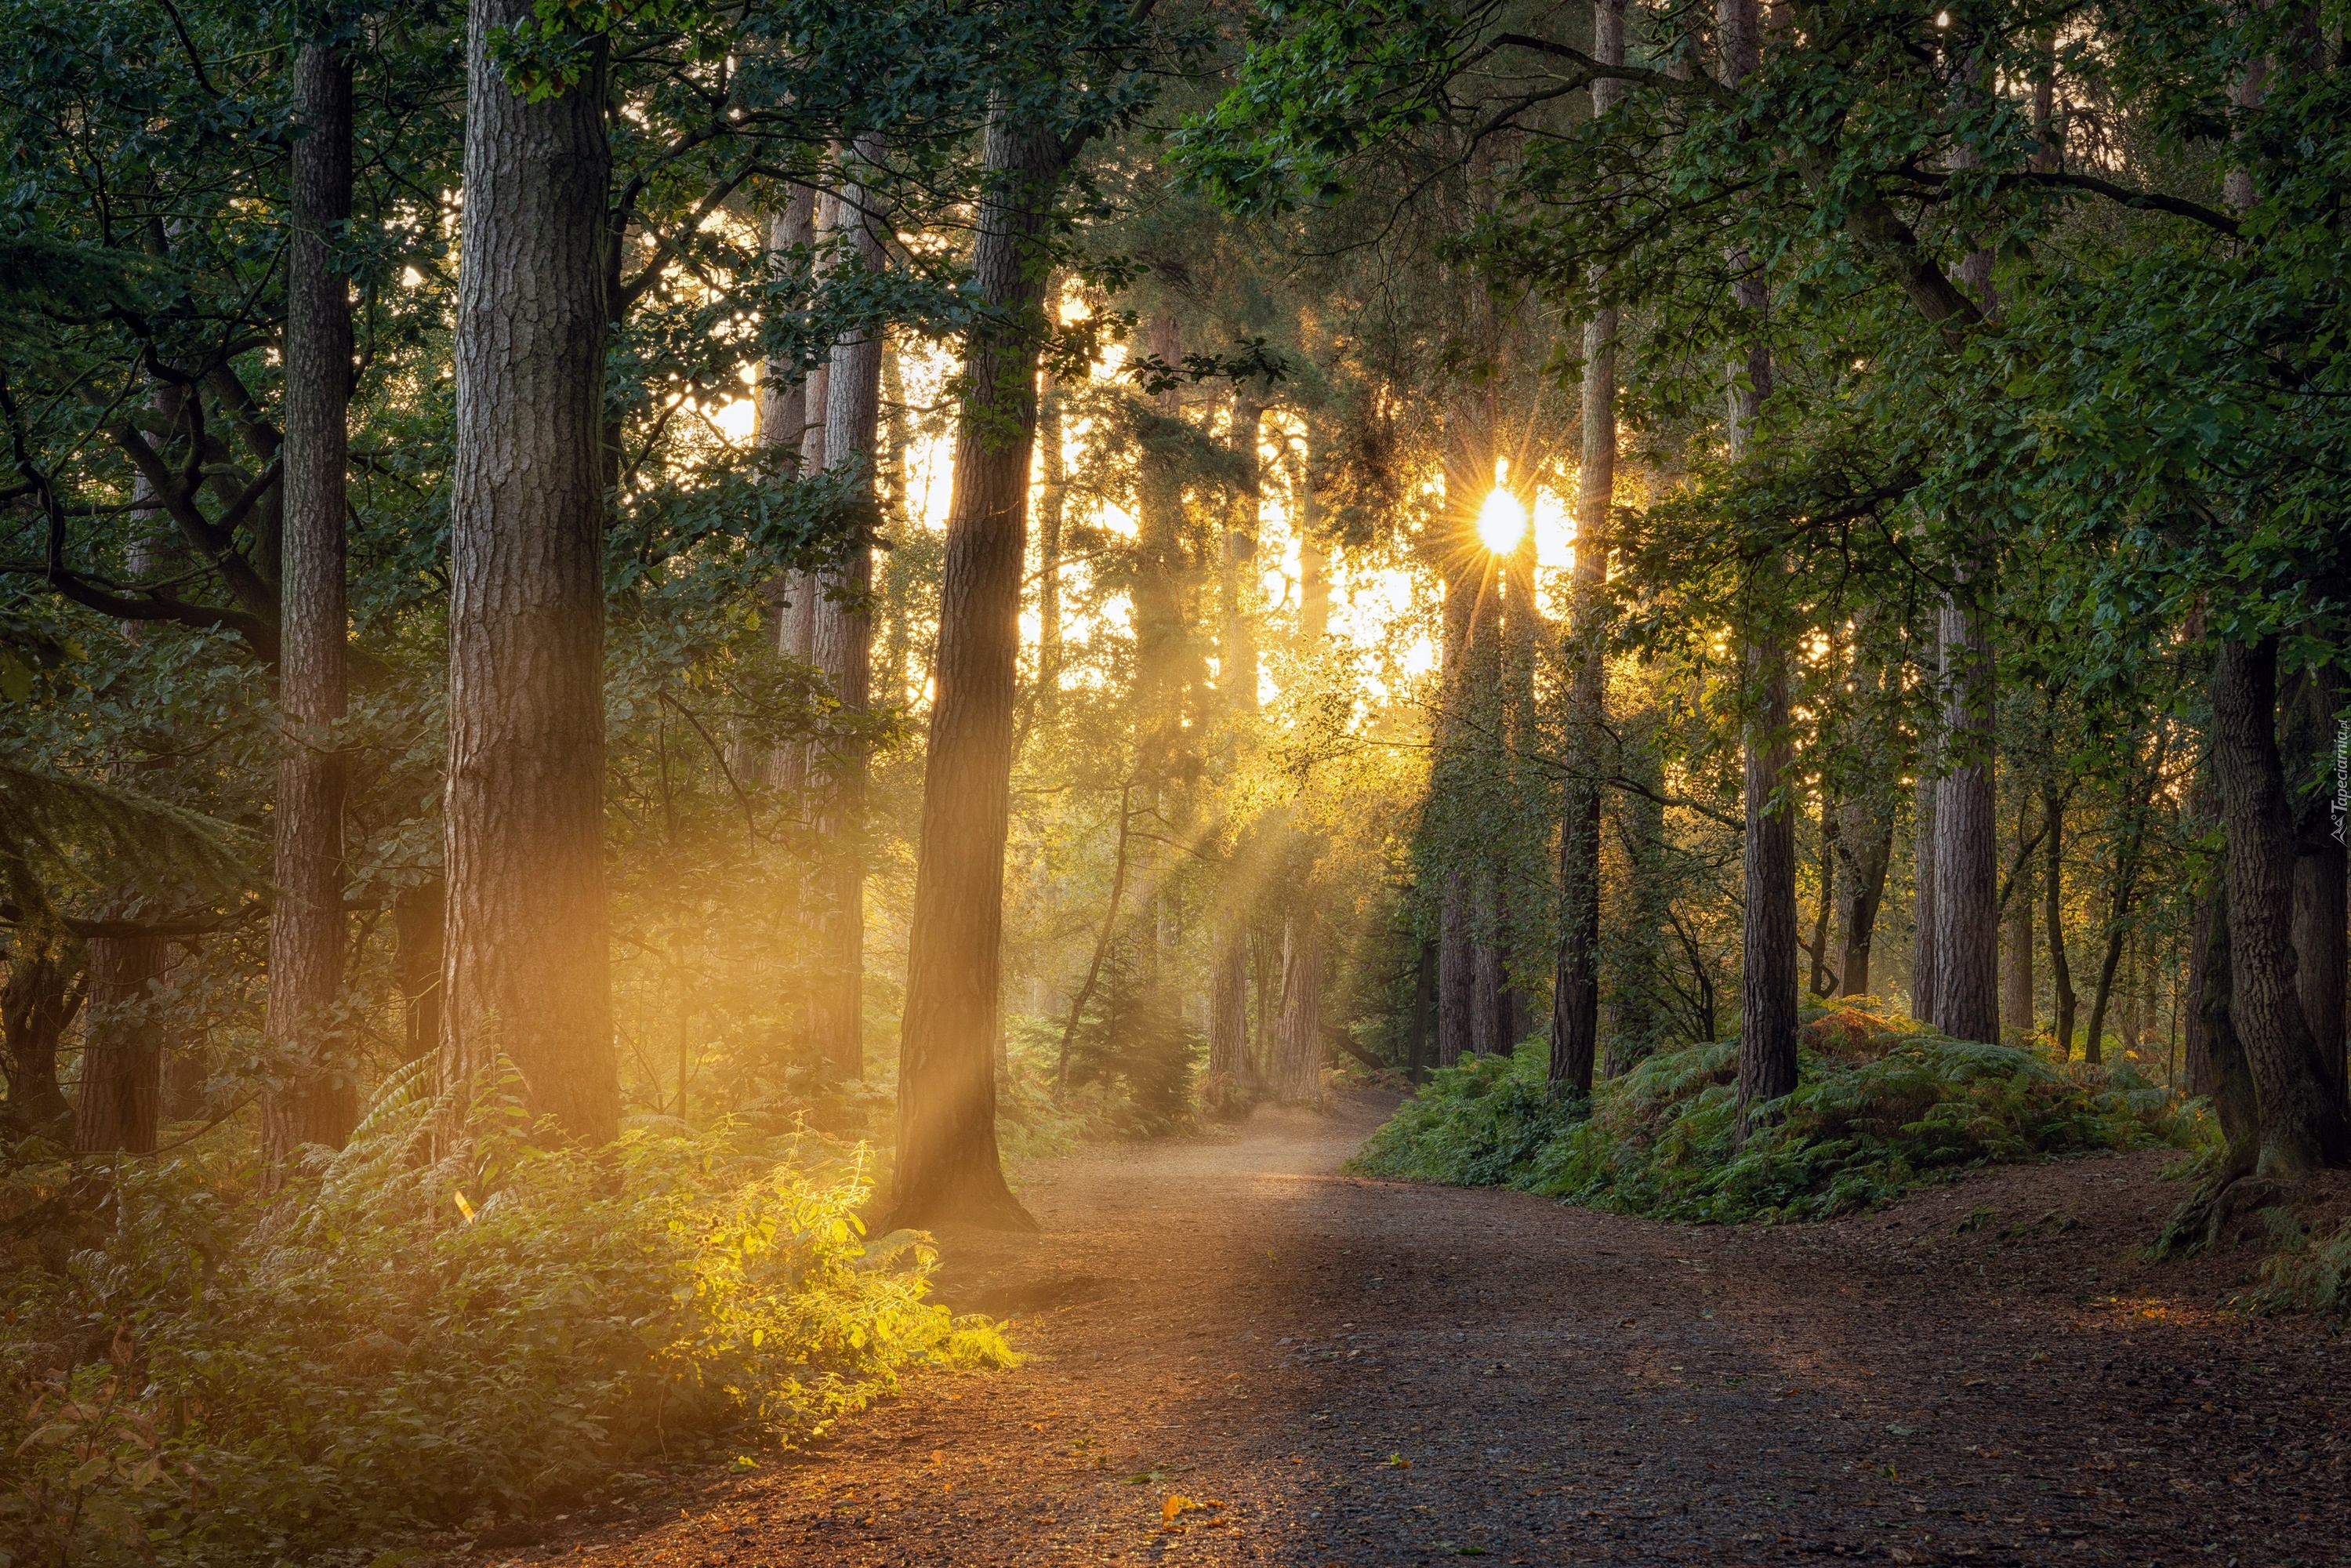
[
  {"left": 0, "top": 1062, "right": 1013, "bottom": 1568},
  {"left": 1350, "top": 999, "right": 2193, "bottom": 1223}
]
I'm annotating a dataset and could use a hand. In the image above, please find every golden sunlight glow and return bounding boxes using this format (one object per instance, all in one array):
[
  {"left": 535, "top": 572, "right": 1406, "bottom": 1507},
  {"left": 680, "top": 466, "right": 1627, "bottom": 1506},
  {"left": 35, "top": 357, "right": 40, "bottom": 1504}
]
[{"left": 1477, "top": 488, "right": 1529, "bottom": 554}]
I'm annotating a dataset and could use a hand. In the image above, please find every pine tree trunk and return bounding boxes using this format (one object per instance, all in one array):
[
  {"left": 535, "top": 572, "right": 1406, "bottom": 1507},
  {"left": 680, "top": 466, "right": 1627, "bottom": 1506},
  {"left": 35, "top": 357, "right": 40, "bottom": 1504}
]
[
  {"left": 887, "top": 107, "right": 1076, "bottom": 1230},
  {"left": 1932, "top": 594, "right": 1998, "bottom": 1043},
  {"left": 1438, "top": 869, "right": 1471, "bottom": 1068},
  {"left": 75, "top": 927, "right": 170, "bottom": 1153},
  {"left": 2211, "top": 637, "right": 2347, "bottom": 1174},
  {"left": 806, "top": 139, "right": 887, "bottom": 1081},
  {"left": 2285, "top": 664, "right": 2346, "bottom": 1094},
  {"left": 263, "top": 40, "right": 355, "bottom": 1165},
  {"left": 1272, "top": 913, "right": 1326, "bottom": 1105},
  {"left": 1471, "top": 866, "right": 1506, "bottom": 1055},
  {"left": 442, "top": 0, "right": 619, "bottom": 1144},
  {"left": 1209, "top": 920, "right": 1250, "bottom": 1099}
]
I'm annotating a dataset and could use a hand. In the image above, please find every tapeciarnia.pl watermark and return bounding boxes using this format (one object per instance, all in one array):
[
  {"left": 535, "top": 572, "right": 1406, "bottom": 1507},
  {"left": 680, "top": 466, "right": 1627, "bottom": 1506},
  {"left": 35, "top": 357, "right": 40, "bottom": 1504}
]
[{"left": 2337, "top": 718, "right": 2348, "bottom": 845}]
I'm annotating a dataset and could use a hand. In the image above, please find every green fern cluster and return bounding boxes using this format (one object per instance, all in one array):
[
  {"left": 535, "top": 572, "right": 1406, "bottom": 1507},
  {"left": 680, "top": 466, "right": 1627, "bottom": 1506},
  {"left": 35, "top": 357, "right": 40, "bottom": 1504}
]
[
  {"left": 0, "top": 1064, "right": 1013, "bottom": 1566},
  {"left": 1350, "top": 1004, "right": 2193, "bottom": 1224}
]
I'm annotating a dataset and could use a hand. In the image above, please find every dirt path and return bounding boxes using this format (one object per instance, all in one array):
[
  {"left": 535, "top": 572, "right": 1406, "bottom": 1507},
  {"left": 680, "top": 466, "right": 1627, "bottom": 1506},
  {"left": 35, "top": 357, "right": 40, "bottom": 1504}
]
[{"left": 492, "top": 1096, "right": 2347, "bottom": 1568}]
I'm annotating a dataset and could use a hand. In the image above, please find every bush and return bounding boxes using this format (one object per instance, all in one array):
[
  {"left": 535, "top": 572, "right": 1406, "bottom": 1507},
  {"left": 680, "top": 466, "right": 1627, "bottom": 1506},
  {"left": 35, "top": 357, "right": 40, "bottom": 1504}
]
[
  {"left": 1, "top": 1065, "right": 1013, "bottom": 1567},
  {"left": 1350, "top": 999, "right": 2193, "bottom": 1223}
]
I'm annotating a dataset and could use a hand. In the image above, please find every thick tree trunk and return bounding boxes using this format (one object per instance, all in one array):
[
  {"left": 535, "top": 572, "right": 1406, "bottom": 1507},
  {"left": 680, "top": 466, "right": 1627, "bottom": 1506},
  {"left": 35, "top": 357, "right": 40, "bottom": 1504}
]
[
  {"left": 1271, "top": 913, "right": 1326, "bottom": 1105},
  {"left": 263, "top": 40, "right": 356, "bottom": 1166},
  {"left": 1036, "top": 368, "right": 1067, "bottom": 719},
  {"left": 2, "top": 932, "right": 81, "bottom": 1138},
  {"left": 2285, "top": 664, "right": 2346, "bottom": 1094},
  {"left": 1471, "top": 867, "right": 1507, "bottom": 1055},
  {"left": 2198, "top": 878, "right": 2264, "bottom": 1181},
  {"left": 806, "top": 140, "right": 888, "bottom": 1081},
  {"left": 75, "top": 927, "right": 171, "bottom": 1153},
  {"left": 1438, "top": 869, "right": 1472, "bottom": 1068},
  {"left": 765, "top": 187, "right": 820, "bottom": 792},
  {"left": 442, "top": 0, "right": 619, "bottom": 1144},
  {"left": 2211, "top": 637, "right": 2347, "bottom": 1175},
  {"left": 1208, "top": 919, "right": 1251, "bottom": 1100},
  {"left": 887, "top": 108, "right": 1076, "bottom": 1230},
  {"left": 1932, "top": 594, "right": 1998, "bottom": 1043},
  {"left": 2045, "top": 779, "right": 2077, "bottom": 1057},
  {"left": 1410, "top": 938, "right": 1435, "bottom": 1082},
  {"left": 1836, "top": 786, "right": 1894, "bottom": 998}
]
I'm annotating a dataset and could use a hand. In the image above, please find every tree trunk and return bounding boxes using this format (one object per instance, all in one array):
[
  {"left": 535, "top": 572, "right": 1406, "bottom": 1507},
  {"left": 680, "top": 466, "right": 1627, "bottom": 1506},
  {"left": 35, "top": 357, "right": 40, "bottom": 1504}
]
[
  {"left": 1911, "top": 771, "right": 1939, "bottom": 1022},
  {"left": 75, "top": 927, "right": 171, "bottom": 1153},
  {"left": 806, "top": 139, "right": 887, "bottom": 1082},
  {"left": 1932, "top": 593, "right": 1998, "bottom": 1043},
  {"left": 1036, "top": 368, "right": 1066, "bottom": 720},
  {"left": 887, "top": 107, "right": 1076, "bottom": 1230},
  {"left": 2044, "top": 779, "right": 2077, "bottom": 1057},
  {"left": 765, "top": 186, "right": 820, "bottom": 791},
  {"left": 1271, "top": 912, "right": 1326, "bottom": 1105},
  {"left": 1836, "top": 785, "right": 1894, "bottom": 998},
  {"left": 2002, "top": 801, "right": 2035, "bottom": 1039},
  {"left": 1209, "top": 917, "right": 1250, "bottom": 1101},
  {"left": 2197, "top": 877, "right": 2263, "bottom": 1183},
  {"left": 1224, "top": 388, "right": 1264, "bottom": 721},
  {"left": 1471, "top": 866, "right": 1506, "bottom": 1055},
  {"left": 1548, "top": 158, "right": 1616, "bottom": 1094},
  {"left": 2210, "top": 637, "right": 2347, "bottom": 1175},
  {"left": 442, "top": 0, "right": 619, "bottom": 1145},
  {"left": 1438, "top": 869, "right": 1472, "bottom": 1068},
  {"left": 1410, "top": 938, "right": 1435, "bottom": 1082},
  {"left": 2, "top": 931, "right": 81, "bottom": 1138},
  {"left": 2285, "top": 663, "right": 2346, "bottom": 1094},
  {"left": 263, "top": 39, "right": 356, "bottom": 1166},
  {"left": 1807, "top": 792, "right": 1839, "bottom": 996}
]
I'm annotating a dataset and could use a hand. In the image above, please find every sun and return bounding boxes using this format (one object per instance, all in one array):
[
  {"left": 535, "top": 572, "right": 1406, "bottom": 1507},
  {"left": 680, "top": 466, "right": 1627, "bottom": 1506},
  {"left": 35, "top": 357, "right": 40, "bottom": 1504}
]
[{"left": 1477, "top": 488, "right": 1529, "bottom": 554}]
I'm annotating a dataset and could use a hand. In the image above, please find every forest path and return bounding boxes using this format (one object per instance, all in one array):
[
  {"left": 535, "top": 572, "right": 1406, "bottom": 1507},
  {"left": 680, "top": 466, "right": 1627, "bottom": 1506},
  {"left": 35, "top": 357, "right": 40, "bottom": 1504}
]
[{"left": 529, "top": 1095, "right": 2342, "bottom": 1568}]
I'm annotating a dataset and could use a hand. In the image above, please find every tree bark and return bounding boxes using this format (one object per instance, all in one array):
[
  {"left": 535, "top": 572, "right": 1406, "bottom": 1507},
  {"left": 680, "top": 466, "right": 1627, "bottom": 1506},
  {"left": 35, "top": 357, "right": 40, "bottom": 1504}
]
[
  {"left": 1836, "top": 785, "right": 1894, "bottom": 998},
  {"left": 1547, "top": 112, "right": 1616, "bottom": 1094},
  {"left": 263, "top": 39, "right": 356, "bottom": 1165},
  {"left": 395, "top": 877, "right": 445, "bottom": 1064},
  {"left": 1438, "top": 868, "right": 1472, "bottom": 1068},
  {"left": 1036, "top": 368, "right": 1067, "bottom": 720},
  {"left": 2211, "top": 637, "right": 2347, "bottom": 1175},
  {"left": 1271, "top": 912, "right": 1326, "bottom": 1105},
  {"left": 75, "top": 927, "right": 170, "bottom": 1153},
  {"left": 765, "top": 187, "right": 820, "bottom": 792},
  {"left": 1807, "top": 792, "right": 1839, "bottom": 996},
  {"left": 806, "top": 137, "right": 888, "bottom": 1081},
  {"left": 2285, "top": 663, "right": 2346, "bottom": 1094},
  {"left": 1932, "top": 593, "right": 1998, "bottom": 1044},
  {"left": 442, "top": 0, "right": 619, "bottom": 1145},
  {"left": 887, "top": 107, "right": 1076, "bottom": 1230},
  {"left": 2, "top": 931, "right": 81, "bottom": 1138},
  {"left": 2044, "top": 778, "right": 2077, "bottom": 1057},
  {"left": 1911, "top": 770, "right": 1939, "bottom": 1023}
]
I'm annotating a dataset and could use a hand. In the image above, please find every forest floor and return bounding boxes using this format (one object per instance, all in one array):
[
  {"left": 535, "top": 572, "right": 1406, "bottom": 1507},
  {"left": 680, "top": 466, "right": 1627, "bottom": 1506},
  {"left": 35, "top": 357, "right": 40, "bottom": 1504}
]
[{"left": 455, "top": 1094, "right": 2349, "bottom": 1568}]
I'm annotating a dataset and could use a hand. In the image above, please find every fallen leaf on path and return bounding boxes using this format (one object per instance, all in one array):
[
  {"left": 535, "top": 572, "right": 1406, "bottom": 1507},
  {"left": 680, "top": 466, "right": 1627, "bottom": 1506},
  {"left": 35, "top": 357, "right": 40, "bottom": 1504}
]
[{"left": 1388, "top": 1454, "right": 1411, "bottom": 1468}]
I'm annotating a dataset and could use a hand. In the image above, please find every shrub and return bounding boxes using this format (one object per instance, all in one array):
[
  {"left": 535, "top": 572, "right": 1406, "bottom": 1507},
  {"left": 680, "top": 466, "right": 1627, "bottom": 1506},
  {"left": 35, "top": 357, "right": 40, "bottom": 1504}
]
[
  {"left": 1, "top": 1065, "right": 1012, "bottom": 1567},
  {"left": 1349, "top": 1000, "right": 2192, "bottom": 1223}
]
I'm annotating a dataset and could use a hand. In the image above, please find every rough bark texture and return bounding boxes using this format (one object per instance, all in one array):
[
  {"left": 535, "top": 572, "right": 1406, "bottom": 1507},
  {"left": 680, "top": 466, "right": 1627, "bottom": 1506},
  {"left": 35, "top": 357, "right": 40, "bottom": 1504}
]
[
  {"left": 2211, "top": 638, "right": 2347, "bottom": 1175},
  {"left": 1209, "top": 920, "right": 1251, "bottom": 1098},
  {"left": 1270, "top": 913, "right": 1326, "bottom": 1105},
  {"left": 1, "top": 932, "right": 80, "bottom": 1138},
  {"left": 263, "top": 41, "right": 356, "bottom": 1165},
  {"left": 75, "top": 927, "right": 170, "bottom": 1153},
  {"left": 806, "top": 140, "right": 887, "bottom": 1081},
  {"left": 887, "top": 109, "right": 1072, "bottom": 1231},
  {"left": 1911, "top": 771, "right": 1939, "bottom": 1022},
  {"left": 442, "top": 0, "right": 619, "bottom": 1145},
  {"left": 1438, "top": 869, "right": 1472, "bottom": 1069},
  {"left": 1547, "top": 264, "right": 1614, "bottom": 1098},
  {"left": 1808, "top": 795, "right": 1839, "bottom": 996},
  {"left": 764, "top": 188, "right": 819, "bottom": 792},
  {"left": 1932, "top": 595, "right": 1999, "bottom": 1044},
  {"left": 2198, "top": 879, "right": 2264, "bottom": 1184},
  {"left": 1471, "top": 868, "right": 1507, "bottom": 1056},
  {"left": 1036, "top": 369, "right": 1067, "bottom": 718}
]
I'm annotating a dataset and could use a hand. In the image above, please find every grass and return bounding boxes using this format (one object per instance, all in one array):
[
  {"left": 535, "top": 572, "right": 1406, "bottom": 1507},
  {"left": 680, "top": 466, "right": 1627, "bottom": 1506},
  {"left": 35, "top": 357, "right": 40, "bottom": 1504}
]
[{"left": 1349, "top": 997, "right": 2195, "bottom": 1223}]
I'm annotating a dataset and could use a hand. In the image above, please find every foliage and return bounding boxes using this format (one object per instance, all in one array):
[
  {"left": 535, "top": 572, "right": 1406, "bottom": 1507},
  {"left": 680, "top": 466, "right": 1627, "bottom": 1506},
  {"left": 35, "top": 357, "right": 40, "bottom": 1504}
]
[
  {"left": 0, "top": 1067, "right": 1011, "bottom": 1567},
  {"left": 1351, "top": 1000, "right": 2193, "bottom": 1223},
  {"left": 2248, "top": 1209, "right": 2351, "bottom": 1322}
]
